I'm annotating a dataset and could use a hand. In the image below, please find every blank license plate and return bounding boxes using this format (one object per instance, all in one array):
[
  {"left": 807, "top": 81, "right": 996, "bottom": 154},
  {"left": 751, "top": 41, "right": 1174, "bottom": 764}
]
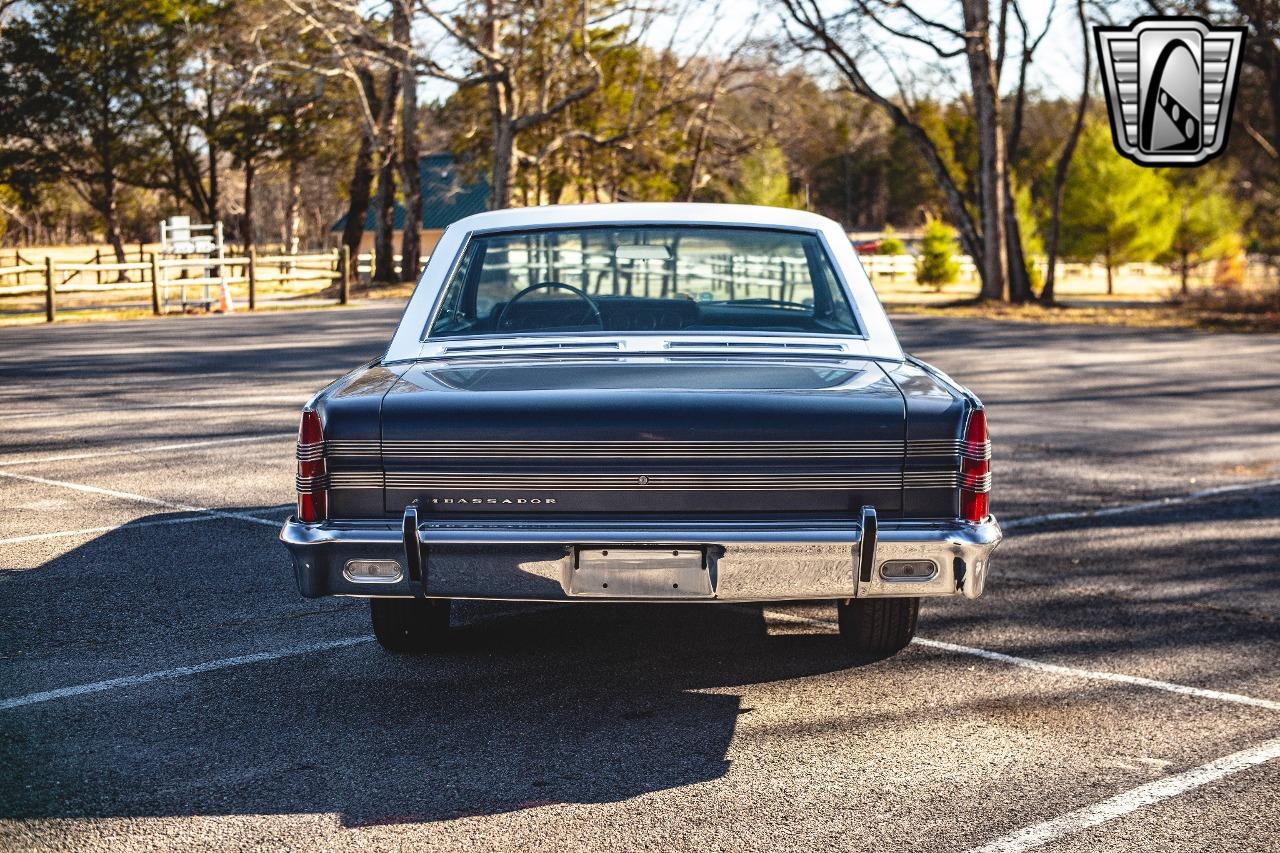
[{"left": 569, "top": 547, "right": 712, "bottom": 598}]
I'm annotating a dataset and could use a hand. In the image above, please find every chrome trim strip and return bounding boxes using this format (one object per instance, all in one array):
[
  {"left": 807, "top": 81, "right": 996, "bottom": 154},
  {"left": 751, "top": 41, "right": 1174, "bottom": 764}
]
[
  {"left": 379, "top": 451, "right": 904, "bottom": 459},
  {"left": 908, "top": 439, "right": 991, "bottom": 461},
  {"left": 664, "top": 340, "right": 846, "bottom": 352},
  {"left": 295, "top": 474, "right": 329, "bottom": 494},
  {"left": 321, "top": 438, "right": 991, "bottom": 461},
  {"left": 443, "top": 340, "right": 625, "bottom": 355},
  {"left": 378, "top": 439, "right": 906, "bottom": 458},
  {"left": 296, "top": 441, "right": 326, "bottom": 462},
  {"left": 386, "top": 479, "right": 903, "bottom": 492},
  {"left": 903, "top": 472, "right": 962, "bottom": 488},
  {"left": 322, "top": 440, "right": 380, "bottom": 455},
  {"left": 323, "top": 470, "right": 976, "bottom": 491}
]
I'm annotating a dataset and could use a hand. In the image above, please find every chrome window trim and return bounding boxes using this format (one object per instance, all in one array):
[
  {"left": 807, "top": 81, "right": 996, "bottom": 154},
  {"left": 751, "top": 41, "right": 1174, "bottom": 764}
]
[
  {"left": 383, "top": 204, "right": 903, "bottom": 363},
  {"left": 418, "top": 222, "right": 864, "bottom": 344},
  {"left": 813, "top": 226, "right": 871, "bottom": 343}
]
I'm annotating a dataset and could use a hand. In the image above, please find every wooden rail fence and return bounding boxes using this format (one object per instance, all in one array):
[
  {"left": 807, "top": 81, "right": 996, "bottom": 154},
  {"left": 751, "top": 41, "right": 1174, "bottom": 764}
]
[{"left": 0, "top": 248, "right": 352, "bottom": 321}]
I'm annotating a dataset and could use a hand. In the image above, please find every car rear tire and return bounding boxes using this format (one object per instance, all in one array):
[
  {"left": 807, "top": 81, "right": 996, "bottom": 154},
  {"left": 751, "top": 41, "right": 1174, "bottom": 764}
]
[
  {"left": 836, "top": 597, "right": 919, "bottom": 656},
  {"left": 370, "top": 598, "right": 451, "bottom": 654}
]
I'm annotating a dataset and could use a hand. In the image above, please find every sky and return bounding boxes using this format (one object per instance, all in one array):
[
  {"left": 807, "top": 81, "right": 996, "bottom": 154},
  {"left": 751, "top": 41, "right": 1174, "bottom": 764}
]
[{"left": 420, "top": 0, "right": 1099, "bottom": 105}]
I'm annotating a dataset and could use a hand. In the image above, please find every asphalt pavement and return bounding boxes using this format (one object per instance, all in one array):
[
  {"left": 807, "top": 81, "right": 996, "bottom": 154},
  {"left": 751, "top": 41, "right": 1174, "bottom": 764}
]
[{"left": 1, "top": 306, "right": 1278, "bottom": 852}]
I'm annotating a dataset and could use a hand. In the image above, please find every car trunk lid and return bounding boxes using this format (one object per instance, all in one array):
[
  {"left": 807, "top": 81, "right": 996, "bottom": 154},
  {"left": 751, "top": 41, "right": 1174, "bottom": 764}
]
[{"left": 361, "top": 356, "right": 908, "bottom": 518}]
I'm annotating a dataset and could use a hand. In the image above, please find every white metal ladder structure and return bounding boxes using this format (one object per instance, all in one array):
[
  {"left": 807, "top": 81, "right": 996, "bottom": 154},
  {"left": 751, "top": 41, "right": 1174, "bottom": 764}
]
[{"left": 157, "top": 216, "right": 227, "bottom": 313}]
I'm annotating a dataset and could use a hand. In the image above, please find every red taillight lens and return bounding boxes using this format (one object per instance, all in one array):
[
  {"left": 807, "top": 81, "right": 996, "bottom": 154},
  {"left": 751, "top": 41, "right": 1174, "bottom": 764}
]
[
  {"left": 959, "top": 408, "right": 990, "bottom": 523},
  {"left": 296, "top": 409, "right": 327, "bottom": 522}
]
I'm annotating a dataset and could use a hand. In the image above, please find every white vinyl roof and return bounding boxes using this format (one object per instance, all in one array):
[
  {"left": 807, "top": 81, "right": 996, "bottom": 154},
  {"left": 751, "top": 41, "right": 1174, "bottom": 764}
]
[
  {"left": 384, "top": 203, "right": 904, "bottom": 362},
  {"left": 445, "top": 202, "right": 848, "bottom": 233}
]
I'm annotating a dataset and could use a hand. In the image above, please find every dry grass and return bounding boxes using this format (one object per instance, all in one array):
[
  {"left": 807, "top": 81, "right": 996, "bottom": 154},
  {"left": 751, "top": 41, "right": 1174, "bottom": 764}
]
[
  {"left": 6, "top": 267, "right": 1278, "bottom": 333},
  {"left": 887, "top": 291, "right": 1280, "bottom": 333},
  {"left": 0, "top": 276, "right": 416, "bottom": 326},
  {"left": 0, "top": 302, "right": 351, "bottom": 326}
]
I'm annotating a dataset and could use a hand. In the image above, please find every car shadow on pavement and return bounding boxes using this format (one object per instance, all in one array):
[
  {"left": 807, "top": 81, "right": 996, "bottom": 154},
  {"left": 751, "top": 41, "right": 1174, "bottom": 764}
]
[
  {"left": 0, "top": 509, "right": 870, "bottom": 828},
  {"left": 330, "top": 602, "right": 863, "bottom": 828}
]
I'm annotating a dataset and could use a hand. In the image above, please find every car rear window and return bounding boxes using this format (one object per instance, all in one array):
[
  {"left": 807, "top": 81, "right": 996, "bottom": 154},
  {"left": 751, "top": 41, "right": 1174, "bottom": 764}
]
[{"left": 425, "top": 225, "right": 861, "bottom": 339}]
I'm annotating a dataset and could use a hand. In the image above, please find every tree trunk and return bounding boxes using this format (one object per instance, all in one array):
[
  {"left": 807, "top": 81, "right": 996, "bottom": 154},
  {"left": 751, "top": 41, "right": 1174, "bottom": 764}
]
[
  {"left": 100, "top": 180, "right": 127, "bottom": 266},
  {"left": 206, "top": 77, "right": 220, "bottom": 225},
  {"left": 341, "top": 66, "right": 381, "bottom": 263},
  {"left": 1180, "top": 248, "right": 1190, "bottom": 295},
  {"left": 490, "top": 115, "right": 517, "bottom": 210},
  {"left": 1003, "top": 176, "right": 1031, "bottom": 301},
  {"left": 243, "top": 161, "right": 256, "bottom": 255},
  {"left": 1105, "top": 245, "right": 1113, "bottom": 296},
  {"left": 1041, "top": 0, "right": 1091, "bottom": 306},
  {"left": 398, "top": 138, "right": 421, "bottom": 282},
  {"left": 962, "top": 0, "right": 1009, "bottom": 301},
  {"left": 547, "top": 172, "right": 567, "bottom": 205},
  {"left": 284, "top": 158, "right": 302, "bottom": 255},
  {"left": 1268, "top": 46, "right": 1280, "bottom": 158},
  {"left": 481, "top": 10, "right": 516, "bottom": 210},
  {"left": 93, "top": 157, "right": 128, "bottom": 282},
  {"left": 373, "top": 146, "right": 398, "bottom": 283},
  {"left": 684, "top": 96, "right": 716, "bottom": 202},
  {"left": 341, "top": 134, "right": 375, "bottom": 260},
  {"left": 372, "top": 67, "right": 401, "bottom": 284},
  {"left": 394, "top": 0, "right": 422, "bottom": 281}
]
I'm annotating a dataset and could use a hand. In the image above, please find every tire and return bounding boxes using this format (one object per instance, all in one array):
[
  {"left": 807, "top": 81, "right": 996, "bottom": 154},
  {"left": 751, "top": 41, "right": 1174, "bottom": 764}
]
[
  {"left": 370, "top": 598, "right": 451, "bottom": 654},
  {"left": 836, "top": 596, "right": 919, "bottom": 657}
]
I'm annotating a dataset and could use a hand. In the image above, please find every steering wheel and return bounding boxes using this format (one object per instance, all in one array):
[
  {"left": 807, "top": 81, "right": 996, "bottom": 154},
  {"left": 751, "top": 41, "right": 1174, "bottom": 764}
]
[{"left": 496, "top": 282, "right": 604, "bottom": 332}]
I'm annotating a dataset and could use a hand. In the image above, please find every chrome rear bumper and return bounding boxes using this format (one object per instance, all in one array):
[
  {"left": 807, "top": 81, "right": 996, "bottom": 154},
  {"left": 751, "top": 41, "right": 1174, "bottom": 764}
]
[{"left": 280, "top": 509, "right": 1002, "bottom": 603}]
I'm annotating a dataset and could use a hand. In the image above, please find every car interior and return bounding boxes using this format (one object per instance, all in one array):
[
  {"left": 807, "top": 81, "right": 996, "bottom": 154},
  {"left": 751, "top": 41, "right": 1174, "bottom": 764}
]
[{"left": 427, "top": 226, "right": 863, "bottom": 338}]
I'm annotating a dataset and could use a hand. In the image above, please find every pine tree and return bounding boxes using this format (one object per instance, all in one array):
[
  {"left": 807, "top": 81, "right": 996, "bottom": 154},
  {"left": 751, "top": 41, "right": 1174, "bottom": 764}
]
[
  {"left": 1163, "top": 166, "right": 1243, "bottom": 295},
  {"left": 1058, "top": 121, "right": 1178, "bottom": 294},
  {"left": 877, "top": 225, "right": 906, "bottom": 255},
  {"left": 916, "top": 216, "right": 960, "bottom": 290},
  {"left": 732, "top": 141, "right": 800, "bottom": 208}
]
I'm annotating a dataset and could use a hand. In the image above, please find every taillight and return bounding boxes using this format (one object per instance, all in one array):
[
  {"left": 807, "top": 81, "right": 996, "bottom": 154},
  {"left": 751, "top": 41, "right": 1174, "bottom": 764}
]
[
  {"left": 958, "top": 408, "right": 991, "bottom": 522},
  {"left": 296, "top": 409, "right": 327, "bottom": 523}
]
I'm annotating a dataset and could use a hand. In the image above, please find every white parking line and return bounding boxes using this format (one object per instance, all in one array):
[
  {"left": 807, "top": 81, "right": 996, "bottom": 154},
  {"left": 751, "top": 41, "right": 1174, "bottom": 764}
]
[
  {"left": 0, "top": 470, "right": 282, "bottom": 528},
  {"left": 0, "top": 514, "right": 218, "bottom": 545},
  {"left": 0, "top": 433, "right": 294, "bottom": 468},
  {"left": 1003, "top": 478, "right": 1280, "bottom": 530},
  {"left": 912, "top": 637, "right": 1280, "bottom": 712},
  {"left": 0, "top": 395, "right": 302, "bottom": 421},
  {"left": 0, "top": 637, "right": 373, "bottom": 711},
  {"left": 762, "top": 611, "right": 1280, "bottom": 712},
  {"left": 967, "top": 736, "right": 1280, "bottom": 853}
]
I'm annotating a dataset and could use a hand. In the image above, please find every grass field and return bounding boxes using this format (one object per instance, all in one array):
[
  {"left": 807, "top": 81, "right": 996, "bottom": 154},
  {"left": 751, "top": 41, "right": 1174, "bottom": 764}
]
[{"left": 3, "top": 243, "right": 1278, "bottom": 331}]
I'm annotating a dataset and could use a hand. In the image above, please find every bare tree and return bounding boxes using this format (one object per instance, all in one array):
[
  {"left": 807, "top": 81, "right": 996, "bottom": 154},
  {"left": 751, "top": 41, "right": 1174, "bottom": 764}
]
[
  {"left": 1040, "top": 0, "right": 1091, "bottom": 304},
  {"left": 372, "top": 69, "right": 401, "bottom": 282},
  {"left": 339, "top": 65, "right": 382, "bottom": 262},
  {"left": 680, "top": 45, "right": 758, "bottom": 202},
  {"left": 998, "top": 0, "right": 1056, "bottom": 301},
  {"left": 392, "top": 0, "right": 422, "bottom": 279},
  {"left": 962, "top": 0, "right": 1011, "bottom": 300},
  {"left": 781, "top": 0, "right": 997, "bottom": 297},
  {"left": 420, "top": 0, "right": 619, "bottom": 208},
  {"left": 781, "top": 0, "right": 1076, "bottom": 302},
  {"left": 518, "top": 4, "right": 754, "bottom": 205},
  {"left": 276, "top": 0, "right": 413, "bottom": 278}
]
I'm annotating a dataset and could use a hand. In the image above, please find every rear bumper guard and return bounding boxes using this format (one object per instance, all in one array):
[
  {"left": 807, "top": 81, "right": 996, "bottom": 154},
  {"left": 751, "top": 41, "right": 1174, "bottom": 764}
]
[{"left": 280, "top": 510, "right": 1002, "bottom": 602}]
